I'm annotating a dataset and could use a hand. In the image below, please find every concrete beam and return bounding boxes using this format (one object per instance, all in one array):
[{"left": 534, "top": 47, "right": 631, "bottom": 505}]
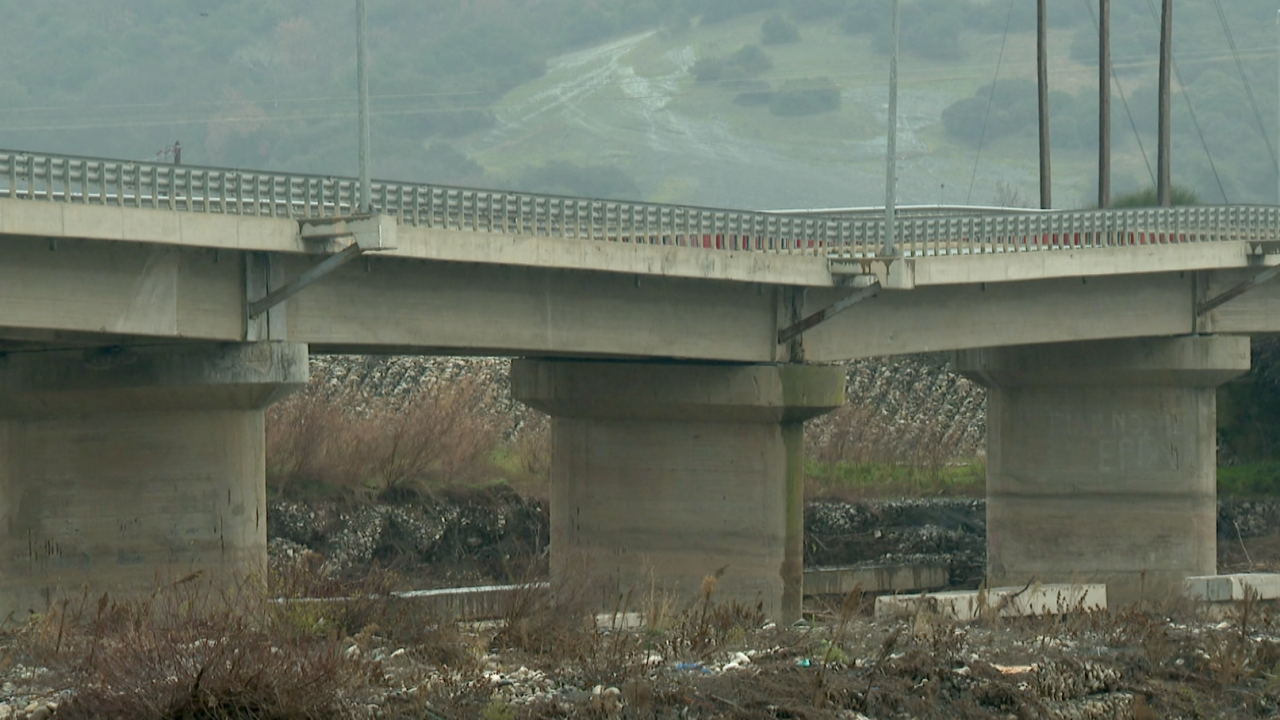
[
  {"left": 0, "top": 236, "right": 241, "bottom": 342},
  {"left": 0, "top": 342, "right": 308, "bottom": 418},
  {"left": 803, "top": 272, "right": 1196, "bottom": 362},
  {"left": 284, "top": 255, "right": 784, "bottom": 362},
  {"left": 512, "top": 360, "right": 844, "bottom": 623},
  {"left": 1200, "top": 267, "right": 1280, "bottom": 334},
  {"left": 393, "top": 225, "right": 833, "bottom": 287},
  {"left": 0, "top": 198, "right": 834, "bottom": 287},
  {"left": 901, "top": 242, "right": 1264, "bottom": 287},
  {"left": 14, "top": 230, "right": 1280, "bottom": 364},
  {"left": 511, "top": 360, "right": 843, "bottom": 423}
]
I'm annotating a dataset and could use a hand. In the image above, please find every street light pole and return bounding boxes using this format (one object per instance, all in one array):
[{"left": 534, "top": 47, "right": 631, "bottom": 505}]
[
  {"left": 1099, "top": 0, "right": 1111, "bottom": 208},
  {"left": 1037, "top": 0, "right": 1052, "bottom": 209},
  {"left": 1157, "top": 0, "right": 1172, "bottom": 206},
  {"left": 883, "top": 0, "right": 900, "bottom": 256},
  {"left": 357, "top": 0, "right": 372, "bottom": 214}
]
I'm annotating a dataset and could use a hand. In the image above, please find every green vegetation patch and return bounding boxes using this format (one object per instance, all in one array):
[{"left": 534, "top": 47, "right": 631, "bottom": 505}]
[
  {"left": 806, "top": 460, "right": 986, "bottom": 500},
  {"left": 1220, "top": 463, "right": 1280, "bottom": 498}
]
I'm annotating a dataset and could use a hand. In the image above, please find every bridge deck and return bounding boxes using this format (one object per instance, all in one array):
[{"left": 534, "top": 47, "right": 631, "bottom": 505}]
[{"left": 5, "top": 150, "right": 1279, "bottom": 265}]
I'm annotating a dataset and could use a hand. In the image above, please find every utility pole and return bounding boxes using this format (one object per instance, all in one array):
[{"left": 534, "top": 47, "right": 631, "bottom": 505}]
[
  {"left": 883, "top": 0, "right": 900, "bottom": 256},
  {"left": 1037, "top": 0, "right": 1052, "bottom": 209},
  {"left": 357, "top": 0, "right": 372, "bottom": 214},
  {"left": 1157, "top": 0, "right": 1173, "bottom": 206},
  {"left": 1099, "top": 0, "right": 1111, "bottom": 208}
]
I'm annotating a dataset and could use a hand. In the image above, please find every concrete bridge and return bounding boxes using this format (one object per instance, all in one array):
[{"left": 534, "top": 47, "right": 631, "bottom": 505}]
[{"left": 2, "top": 149, "right": 1279, "bottom": 620}]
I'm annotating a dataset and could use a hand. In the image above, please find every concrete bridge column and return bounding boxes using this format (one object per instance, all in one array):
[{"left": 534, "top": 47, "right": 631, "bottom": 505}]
[
  {"left": 0, "top": 342, "right": 307, "bottom": 617},
  {"left": 512, "top": 360, "right": 844, "bottom": 622},
  {"left": 956, "top": 336, "right": 1249, "bottom": 607}
]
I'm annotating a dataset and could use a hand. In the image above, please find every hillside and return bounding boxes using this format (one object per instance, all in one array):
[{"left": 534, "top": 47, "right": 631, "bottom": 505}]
[{"left": 2, "top": 0, "right": 1279, "bottom": 208}]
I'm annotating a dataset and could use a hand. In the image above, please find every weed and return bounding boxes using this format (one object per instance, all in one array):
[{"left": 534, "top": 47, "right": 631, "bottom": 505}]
[
  {"left": 19, "top": 576, "right": 381, "bottom": 720},
  {"left": 814, "top": 586, "right": 861, "bottom": 707},
  {"left": 266, "top": 376, "right": 503, "bottom": 500}
]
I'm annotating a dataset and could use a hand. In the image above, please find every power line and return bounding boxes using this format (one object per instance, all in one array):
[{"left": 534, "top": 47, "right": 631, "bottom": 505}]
[
  {"left": 966, "top": 0, "right": 1016, "bottom": 204},
  {"left": 1211, "top": 0, "right": 1279, "bottom": 175},
  {"left": 1, "top": 42, "right": 1277, "bottom": 122}
]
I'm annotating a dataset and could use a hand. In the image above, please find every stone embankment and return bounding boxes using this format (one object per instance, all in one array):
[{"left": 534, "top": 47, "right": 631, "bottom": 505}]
[
  {"left": 270, "top": 492, "right": 1280, "bottom": 590},
  {"left": 303, "top": 353, "right": 989, "bottom": 455}
]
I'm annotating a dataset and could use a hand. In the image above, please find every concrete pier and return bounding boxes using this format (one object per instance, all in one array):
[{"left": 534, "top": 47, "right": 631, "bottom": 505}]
[
  {"left": 512, "top": 360, "right": 844, "bottom": 622},
  {"left": 957, "top": 336, "right": 1249, "bottom": 606},
  {"left": 0, "top": 342, "right": 307, "bottom": 616}
]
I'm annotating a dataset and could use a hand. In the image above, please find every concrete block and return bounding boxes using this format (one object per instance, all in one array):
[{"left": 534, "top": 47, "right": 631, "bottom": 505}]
[
  {"left": 392, "top": 583, "right": 547, "bottom": 622},
  {"left": 874, "top": 584, "right": 1107, "bottom": 621},
  {"left": 280, "top": 583, "right": 550, "bottom": 624},
  {"left": 804, "top": 564, "right": 950, "bottom": 596},
  {"left": 1183, "top": 574, "right": 1280, "bottom": 603}
]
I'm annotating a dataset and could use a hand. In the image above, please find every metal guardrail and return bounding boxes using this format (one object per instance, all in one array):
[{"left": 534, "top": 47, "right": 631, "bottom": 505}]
[{"left": 3, "top": 149, "right": 1280, "bottom": 259}]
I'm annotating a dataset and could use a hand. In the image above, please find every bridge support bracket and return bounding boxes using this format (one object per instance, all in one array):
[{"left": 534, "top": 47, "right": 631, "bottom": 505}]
[
  {"left": 247, "top": 215, "right": 398, "bottom": 320},
  {"left": 1198, "top": 264, "right": 1280, "bottom": 316},
  {"left": 777, "top": 282, "right": 881, "bottom": 345}
]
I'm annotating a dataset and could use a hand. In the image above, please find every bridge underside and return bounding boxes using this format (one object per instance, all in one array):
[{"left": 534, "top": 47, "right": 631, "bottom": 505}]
[{"left": 3, "top": 231, "right": 1280, "bottom": 361}]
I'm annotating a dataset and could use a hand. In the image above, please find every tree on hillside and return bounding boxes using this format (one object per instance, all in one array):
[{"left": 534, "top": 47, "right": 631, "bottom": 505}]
[
  {"left": 1111, "top": 186, "right": 1200, "bottom": 208},
  {"left": 761, "top": 14, "right": 800, "bottom": 45}
]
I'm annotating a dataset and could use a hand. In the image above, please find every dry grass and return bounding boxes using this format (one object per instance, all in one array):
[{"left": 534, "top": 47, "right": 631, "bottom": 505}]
[
  {"left": 19, "top": 578, "right": 381, "bottom": 720},
  {"left": 266, "top": 377, "right": 505, "bottom": 500},
  {"left": 806, "top": 402, "right": 984, "bottom": 499},
  {"left": 809, "top": 402, "right": 974, "bottom": 470}
]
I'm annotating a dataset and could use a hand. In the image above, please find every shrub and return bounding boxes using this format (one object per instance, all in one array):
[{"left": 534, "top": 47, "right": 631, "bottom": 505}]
[
  {"left": 375, "top": 378, "right": 504, "bottom": 495},
  {"left": 1111, "top": 186, "right": 1201, "bottom": 208},
  {"left": 806, "top": 398, "right": 984, "bottom": 499},
  {"left": 266, "top": 376, "right": 503, "bottom": 500},
  {"left": 769, "top": 78, "right": 841, "bottom": 116},
  {"left": 20, "top": 579, "right": 379, "bottom": 720},
  {"left": 693, "top": 44, "right": 773, "bottom": 83},
  {"left": 698, "top": 0, "right": 781, "bottom": 24},
  {"left": 787, "top": 0, "right": 852, "bottom": 22},
  {"left": 509, "top": 160, "right": 641, "bottom": 200},
  {"left": 731, "top": 79, "right": 774, "bottom": 107}
]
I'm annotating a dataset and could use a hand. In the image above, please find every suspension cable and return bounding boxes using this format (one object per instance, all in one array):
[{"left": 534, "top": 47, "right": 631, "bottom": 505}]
[{"left": 1212, "top": 0, "right": 1280, "bottom": 175}]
